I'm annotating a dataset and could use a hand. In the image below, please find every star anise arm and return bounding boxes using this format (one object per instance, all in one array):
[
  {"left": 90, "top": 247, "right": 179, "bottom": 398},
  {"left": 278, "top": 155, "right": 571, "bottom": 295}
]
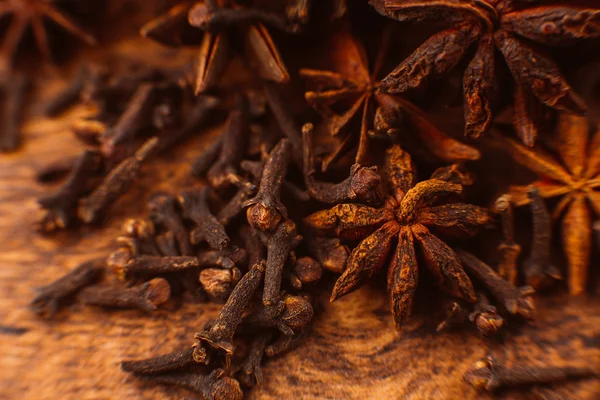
[
  {"left": 1, "top": 16, "right": 28, "bottom": 61},
  {"left": 371, "top": 1, "right": 492, "bottom": 25},
  {"left": 584, "top": 123, "right": 600, "bottom": 179},
  {"left": 385, "top": 144, "right": 415, "bottom": 197},
  {"left": 308, "top": 92, "right": 365, "bottom": 136},
  {"left": 140, "top": 3, "right": 192, "bottom": 46},
  {"left": 195, "top": 32, "right": 229, "bottom": 94},
  {"left": 331, "top": 221, "right": 400, "bottom": 302},
  {"left": 31, "top": 16, "right": 52, "bottom": 63},
  {"left": 494, "top": 30, "right": 587, "bottom": 115},
  {"left": 379, "top": 22, "right": 480, "bottom": 93},
  {"left": 40, "top": 4, "right": 96, "bottom": 45},
  {"left": 299, "top": 68, "right": 354, "bottom": 88},
  {"left": 508, "top": 182, "right": 572, "bottom": 207},
  {"left": 513, "top": 86, "right": 544, "bottom": 146},
  {"left": 412, "top": 224, "right": 476, "bottom": 302},
  {"left": 243, "top": 24, "right": 290, "bottom": 83},
  {"left": 496, "top": 135, "right": 575, "bottom": 185},
  {"left": 398, "top": 180, "right": 463, "bottom": 218},
  {"left": 355, "top": 95, "right": 372, "bottom": 165},
  {"left": 464, "top": 34, "right": 495, "bottom": 140},
  {"left": 555, "top": 113, "right": 589, "bottom": 178},
  {"left": 562, "top": 193, "right": 592, "bottom": 295},
  {"left": 501, "top": 7, "right": 600, "bottom": 45},
  {"left": 303, "top": 204, "right": 391, "bottom": 240},
  {"left": 387, "top": 226, "right": 418, "bottom": 331},
  {"left": 378, "top": 95, "right": 480, "bottom": 162},
  {"left": 417, "top": 204, "right": 491, "bottom": 237}
]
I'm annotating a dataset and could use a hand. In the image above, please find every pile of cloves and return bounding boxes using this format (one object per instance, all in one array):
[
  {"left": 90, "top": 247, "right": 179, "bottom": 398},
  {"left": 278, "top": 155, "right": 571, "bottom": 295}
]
[{"left": 15, "top": 0, "right": 600, "bottom": 398}]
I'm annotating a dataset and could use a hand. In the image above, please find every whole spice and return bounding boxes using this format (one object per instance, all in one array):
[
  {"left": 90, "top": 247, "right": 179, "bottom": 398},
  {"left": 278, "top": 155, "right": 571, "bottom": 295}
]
[
  {"left": 30, "top": 259, "right": 104, "bottom": 318},
  {"left": 80, "top": 278, "right": 171, "bottom": 312},
  {"left": 121, "top": 348, "right": 195, "bottom": 375},
  {"left": 179, "top": 187, "right": 230, "bottom": 249}
]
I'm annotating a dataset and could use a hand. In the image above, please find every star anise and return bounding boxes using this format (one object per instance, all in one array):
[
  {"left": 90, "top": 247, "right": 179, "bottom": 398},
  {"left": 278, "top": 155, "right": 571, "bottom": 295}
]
[
  {"left": 299, "top": 27, "right": 480, "bottom": 170},
  {"left": 141, "top": 1, "right": 294, "bottom": 94},
  {"left": 497, "top": 113, "right": 600, "bottom": 295},
  {"left": 370, "top": 0, "right": 600, "bottom": 145},
  {"left": 0, "top": 0, "right": 96, "bottom": 67},
  {"left": 304, "top": 144, "right": 491, "bottom": 329}
]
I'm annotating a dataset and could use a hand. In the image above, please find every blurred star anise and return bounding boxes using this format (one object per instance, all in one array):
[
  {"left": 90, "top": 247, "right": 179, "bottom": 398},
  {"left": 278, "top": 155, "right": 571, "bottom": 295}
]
[
  {"left": 304, "top": 144, "right": 491, "bottom": 329},
  {"left": 141, "top": 0, "right": 293, "bottom": 94},
  {"left": 370, "top": 0, "right": 600, "bottom": 145},
  {"left": 0, "top": 0, "right": 96, "bottom": 66},
  {"left": 498, "top": 113, "right": 600, "bottom": 295},
  {"left": 300, "top": 27, "right": 480, "bottom": 170}
]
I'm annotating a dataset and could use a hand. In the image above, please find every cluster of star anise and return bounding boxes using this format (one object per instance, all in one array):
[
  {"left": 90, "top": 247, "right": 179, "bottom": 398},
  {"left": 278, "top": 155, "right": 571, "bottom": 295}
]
[{"left": 8, "top": 0, "right": 600, "bottom": 398}]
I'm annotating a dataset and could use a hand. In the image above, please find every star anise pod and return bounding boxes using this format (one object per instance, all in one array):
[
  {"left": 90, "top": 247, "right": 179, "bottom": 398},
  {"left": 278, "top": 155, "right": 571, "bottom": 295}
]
[
  {"left": 497, "top": 113, "right": 600, "bottom": 295},
  {"left": 141, "top": 1, "right": 295, "bottom": 94},
  {"left": 299, "top": 27, "right": 480, "bottom": 170},
  {"left": 370, "top": 0, "right": 600, "bottom": 145},
  {"left": 0, "top": 0, "right": 96, "bottom": 67},
  {"left": 304, "top": 144, "right": 491, "bottom": 329}
]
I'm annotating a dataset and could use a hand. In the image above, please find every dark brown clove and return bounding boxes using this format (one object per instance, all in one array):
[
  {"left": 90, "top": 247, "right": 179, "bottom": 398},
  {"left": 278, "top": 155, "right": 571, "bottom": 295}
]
[
  {"left": 30, "top": 259, "right": 105, "bottom": 318},
  {"left": 464, "top": 356, "right": 597, "bottom": 392},
  {"left": 122, "top": 218, "right": 161, "bottom": 256},
  {"left": 136, "top": 368, "right": 243, "bottom": 400},
  {"left": 236, "top": 332, "right": 272, "bottom": 388},
  {"left": 244, "top": 139, "right": 291, "bottom": 232},
  {"left": 148, "top": 192, "right": 194, "bottom": 256},
  {"left": 37, "top": 150, "right": 103, "bottom": 232},
  {"left": 100, "top": 82, "right": 156, "bottom": 157},
  {"left": 261, "top": 219, "right": 302, "bottom": 306},
  {"left": 207, "top": 104, "right": 249, "bottom": 189},
  {"left": 304, "top": 235, "right": 349, "bottom": 274},
  {"left": 80, "top": 278, "right": 171, "bottom": 312},
  {"left": 265, "top": 331, "right": 306, "bottom": 357},
  {"left": 120, "top": 255, "right": 199, "bottom": 281},
  {"left": 494, "top": 194, "right": 521, "bottom": 285},
  {"left": 217, "top": 184, "right": 257, "bottom": 226},
  {"left": 199, "top": 267, "right": 242, "bottom": 302},
  {"left": 293, "top": 256, "right": 323, "bottom": 285},
  {"left": 197, "top": 247, "right": 246, "bottom": 270},
  {"left": 191, "top": 135, "right": 224, "bottom": 177},
  {"left": 240, "top": 225, "right": 265, "bottom": 268},
  {"left": 155, "top": 231, "right": 180, "bottom": 257},
  {"left": 524, "top": 187, "right": 562, "bottom": 290},
  {"left": 179, "top": 187, "right": 230, "bottom": 250},
  {"left": 78, "top": 137, "right": 158, "bottom": 224},
  {"left": 193, "top": 261, "right": 266, "bottom": 365},
  {"left": 244, "top": 294, "right": 314, "bottom": 336},
  {"left": 121, "top": 347, "right": 195, "bottom": 375},
  {"left": 302, "top": 123, "right": 381, "bottom": 205},
  {"left": 1, "top": 74, "right": 29, "bottom": 152},
  {"left": 469, "top": 292, "right": 504, "bottom": 337},
  {"left": 457, "top": 250, "right": 535, "bottom": 320},
  {"left": 43, "top": 65, "right": 89, "bottom": 117}
]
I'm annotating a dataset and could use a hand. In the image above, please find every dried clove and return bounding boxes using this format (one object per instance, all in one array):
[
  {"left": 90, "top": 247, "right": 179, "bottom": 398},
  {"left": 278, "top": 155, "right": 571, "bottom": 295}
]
[
  {"left": 206, "top": 103, "right": 249, "bottom": 189},
  {"left": 261, "top": 219, "right": 302, "bottom": 306},
  {"left": 121, "top": 347, "right": 195, "bottom": 375},
  {"left": 80, "top": 278, "right": 171, "bottom": 312},
  {"left": 494, "top": 194, "right": 521, "bottom": 285},
  {"left": 217, "top": 184, "right": 257, "bottom": 226},
  {"left": 524, "top": 187, "right": 562, "bottom": 290},
  {"left": 263, "top": 81, "right": 302, "bottom": 166},
  {"left": 464, "top": 356, "right": 597, "bottom": 392},
  {"left": 136, "top": 368, "right": 243, "bottom": 400},
  {"left": 1, "top": 74, "right": 29, "bottom": 152},
  {"left": 236, "top": 332, "right": 272, "bottom": 388},
  {"left": 293, "top": 256, "right": 322, "bottom": 285},
  {"left": 193, "top": 261, "right": 266, "bottom": 365},
  {"left": 43, "top": 65, "right": 89, "bottom": 117},
  {"left": 199, "top": 267, "right": 242, "bottom": 302},
  {"left": 244, "top": 294, "right": 314, "bottom": 336},
  {"left": 244, "top": 139, "right": 291, "bottom": 232},
  {"left": 265, "top": 331, "right": 306, "bottom": 357},
  {"left": 304, "top": 235, "right": 349, "bottom": 274},
  {"left": 179, "top": 187, "right": 230, "bottom": 249},
  {"left": 197, "top": 247, "right": 247, "bottom": 270},
  {"left": 189, "top": 4, "right": 299, "bottom": 34},
  {"left": 240, "top": 225, "right": 265, "bottom": 268},
  {"left": 469, "top": 292, "right": 504, "bottom": 337},
  {"left": 37, "top": 150, "right": 103, "bottom": 232},
  {"left": 302, "top": 123, "right": 381, "bottom": 205},
  {"left": 30, "top": 259, "right": 105, "bottom": 318},
  {"left": 120, "top": 256, "right": 199, "bottom": 281},
  {"left": 78, "top": 137, "right": 159, "bottom": 224},
  {"left": 148, "top": 192, "right": 194, "bottom": 256},
  {"left": 457, "top": 250, "right": 535, "bottom": 320}
]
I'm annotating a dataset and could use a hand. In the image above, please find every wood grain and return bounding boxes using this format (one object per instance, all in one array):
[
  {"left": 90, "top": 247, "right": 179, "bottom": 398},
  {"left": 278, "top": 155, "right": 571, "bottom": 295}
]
[{"left": 0, "top": 40, "right": 598, "bottom": 400}]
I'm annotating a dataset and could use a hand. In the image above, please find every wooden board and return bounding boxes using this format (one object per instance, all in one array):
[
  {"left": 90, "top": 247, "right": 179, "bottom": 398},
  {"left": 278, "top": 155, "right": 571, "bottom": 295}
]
[{"left": 0, "top": 40, "right": 599, "bottom": 400}]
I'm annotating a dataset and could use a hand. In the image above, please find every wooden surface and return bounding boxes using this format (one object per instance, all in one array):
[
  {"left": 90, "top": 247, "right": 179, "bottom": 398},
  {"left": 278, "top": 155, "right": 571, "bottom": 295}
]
[{"left": 0, "top": 42, "right": 599, "bottom": 400}]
